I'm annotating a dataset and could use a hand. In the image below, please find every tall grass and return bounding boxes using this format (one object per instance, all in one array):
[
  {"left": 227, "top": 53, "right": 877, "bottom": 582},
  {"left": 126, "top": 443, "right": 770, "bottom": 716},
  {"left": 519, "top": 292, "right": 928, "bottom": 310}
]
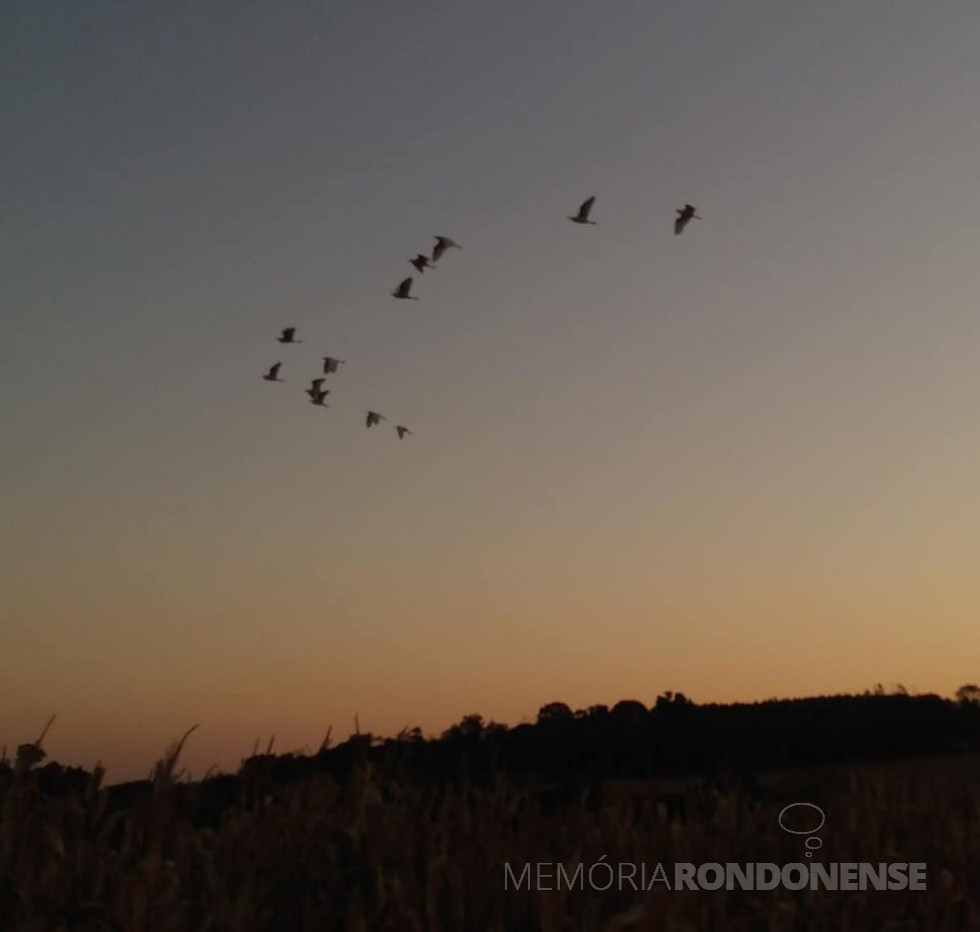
[{"left": 1, "top": 731, "right": 977, "bottom": 931}]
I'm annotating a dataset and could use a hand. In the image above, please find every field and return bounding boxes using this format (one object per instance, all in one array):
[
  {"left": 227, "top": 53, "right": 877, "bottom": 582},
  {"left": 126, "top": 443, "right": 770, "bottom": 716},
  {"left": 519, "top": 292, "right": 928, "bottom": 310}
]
[{"left": 2, "top": 736, "right": 978, "bottom": 931}]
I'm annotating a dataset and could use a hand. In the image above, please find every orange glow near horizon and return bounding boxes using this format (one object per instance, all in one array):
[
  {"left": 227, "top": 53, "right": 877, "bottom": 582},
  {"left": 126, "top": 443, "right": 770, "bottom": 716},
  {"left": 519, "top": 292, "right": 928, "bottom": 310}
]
[{"left": 4, "top": 4, "right": 980, "bottom": 783}]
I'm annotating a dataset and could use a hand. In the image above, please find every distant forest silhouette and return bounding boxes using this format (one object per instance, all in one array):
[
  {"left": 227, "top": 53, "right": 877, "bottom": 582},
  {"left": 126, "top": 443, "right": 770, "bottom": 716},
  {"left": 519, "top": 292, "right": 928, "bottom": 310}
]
[{"left": 4, "top": 685, "right": 978, "bottom": 822}]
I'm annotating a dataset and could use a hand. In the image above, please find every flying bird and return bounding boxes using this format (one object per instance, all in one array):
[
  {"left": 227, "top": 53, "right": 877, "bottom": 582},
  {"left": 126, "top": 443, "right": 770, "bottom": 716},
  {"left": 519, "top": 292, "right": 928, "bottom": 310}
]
[
  {"left": 674, "top": 204, "right": 701, "bottom": 235},
  {"left": 309, "top": 387, "right": 329, "bottom": 407},
  {"left": 322, "top": 356, "right": 346, "bottom": 374},
  {"left": 277, "top": 327, "right": 302, "bottom": 343},
  {"left": 409, "top": 254, "right": 432, "bottom": 274},
  {"left": 366, "top": 411, "right": 386, "bottom": 428},
  {"left": 431, "top": 236, "right": 460, "bottom": 263},
  {"left": 305, "top": 378, "right": 327, "bottom": 399},
  {"left": 263, "top": 362, "right": 283, "bottom": 382},
  {"left": 568, "top": 196, "right": 597, "bottom": 225},
  {"left": 392, "top": 277, "right": 418, "bottom": 300},
  {"left": 396, "top": 426, "right": 412, "bottom": 439}
]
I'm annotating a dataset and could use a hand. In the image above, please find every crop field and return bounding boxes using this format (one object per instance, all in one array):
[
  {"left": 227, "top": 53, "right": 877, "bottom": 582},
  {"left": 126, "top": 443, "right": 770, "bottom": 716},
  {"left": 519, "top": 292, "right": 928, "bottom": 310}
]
[{"left": 1, "top": 737, "right": 978, "bottom": 931}]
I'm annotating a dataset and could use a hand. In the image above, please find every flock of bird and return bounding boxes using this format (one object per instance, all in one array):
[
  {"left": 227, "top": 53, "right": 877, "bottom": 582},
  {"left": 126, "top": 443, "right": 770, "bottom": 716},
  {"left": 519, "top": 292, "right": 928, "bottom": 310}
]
[
  {"left": 568, "top": 196, "right": 701, "bottom": 235},
  {"left": 261, "top": 203, "right": 698, "bottom": 437}
]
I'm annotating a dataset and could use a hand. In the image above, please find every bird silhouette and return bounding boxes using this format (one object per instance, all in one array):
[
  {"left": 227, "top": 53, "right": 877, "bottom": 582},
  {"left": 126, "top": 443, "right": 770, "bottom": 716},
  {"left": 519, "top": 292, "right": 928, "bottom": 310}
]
[
  {"left": 277, "top": 327, "right": 302, "bottom": 344},
  {"left": 674, "top": 204, "right": 701, "bottom": 235},
  {"left": 263, "top": 362, "right": 283, "bottom": 382},
  {"left": 305, "top": 378, "right": 327, "bottom": 400},
  {"left": 431, "top": 236, "right": 460, "bottom": 263},
  {"left": 409, "top": 254, "right": 432, "bottom": 274},
  {"left": 568, "top": 196, "right": 597, "bottom": 225},
  {"left": 396, "top": 425, "right": 412, "bottom": 439},
  {"left": 322, "top": 356, "right": 346, "bottom": 374},
  {"left": 309, "top": 387, "right": 329, "bottom": 407},
  {"left": 392, "top": 277, "right": 419, "bottom": 300},
  {"left": 366, "top": 411, "right": 386, "bottom": 428}
]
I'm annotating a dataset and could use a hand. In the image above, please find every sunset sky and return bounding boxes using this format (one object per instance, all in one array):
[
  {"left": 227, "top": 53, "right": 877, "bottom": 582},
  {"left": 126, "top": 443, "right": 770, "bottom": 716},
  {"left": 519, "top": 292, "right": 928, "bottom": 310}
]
[{"left": 3, "top": 1, "right": 980, "bottom": 782}]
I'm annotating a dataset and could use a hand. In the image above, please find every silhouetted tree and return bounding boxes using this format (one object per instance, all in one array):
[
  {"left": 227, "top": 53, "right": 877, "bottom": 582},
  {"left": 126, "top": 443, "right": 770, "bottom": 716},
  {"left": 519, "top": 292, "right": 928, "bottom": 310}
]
[
  {"left": 442, "top": 714, "right": 485, "bottom": 741},
  {"left": 13, "top": 688, "right": 978, "bottom": 827},
  {"left": 537, "top": 702, "right": 574, "bottom": 724},
  {"left": 458, "top": 714, "right": 484, "bottom": 737},
  {"left": 956, "top": 684, "right": 980, "bottom": 704},
  {"left": 610, "top": 700, "right": 648, "bottom": 726}
]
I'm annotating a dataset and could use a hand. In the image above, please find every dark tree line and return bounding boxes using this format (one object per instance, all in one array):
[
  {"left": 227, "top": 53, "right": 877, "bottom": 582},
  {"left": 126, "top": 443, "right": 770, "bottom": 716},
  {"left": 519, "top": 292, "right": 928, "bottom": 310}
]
[
  {"left": 4, "top": 688, "right": 978, "bottom": 824},
  {"left": 411, "top": 689, "right": 980, "bottom": 786}
]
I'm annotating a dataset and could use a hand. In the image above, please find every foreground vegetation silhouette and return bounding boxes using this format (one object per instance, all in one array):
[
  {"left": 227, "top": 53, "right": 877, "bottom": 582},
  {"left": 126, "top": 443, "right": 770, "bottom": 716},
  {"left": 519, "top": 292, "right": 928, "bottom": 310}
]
[{"left": 2, "top": 689, "right": 978, "bottom": 930}]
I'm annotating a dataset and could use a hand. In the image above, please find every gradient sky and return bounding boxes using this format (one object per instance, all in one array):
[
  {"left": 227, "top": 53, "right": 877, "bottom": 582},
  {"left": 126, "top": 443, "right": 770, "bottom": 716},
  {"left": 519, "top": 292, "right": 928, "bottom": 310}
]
[{"left": 3, "top": 1, "right": 980, "bottom": 782}]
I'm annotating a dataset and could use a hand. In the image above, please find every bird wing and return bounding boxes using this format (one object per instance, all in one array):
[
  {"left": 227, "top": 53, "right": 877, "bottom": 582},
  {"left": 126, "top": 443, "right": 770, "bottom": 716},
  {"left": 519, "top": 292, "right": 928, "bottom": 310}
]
[
  {"left": 674, "top": 215, "right": 687, "bottom": 235},
  {"left": 312, "top": 378, "right": 324, "bottom": 390},
  {"left": 579, "top": 196, "right": 595, "bottom": 219},
  {"left": 282, "top": 327, "right": 294, "bottom": 340},
  {"left": 270, "top": 363, "right": 281, "bottom": 376}
]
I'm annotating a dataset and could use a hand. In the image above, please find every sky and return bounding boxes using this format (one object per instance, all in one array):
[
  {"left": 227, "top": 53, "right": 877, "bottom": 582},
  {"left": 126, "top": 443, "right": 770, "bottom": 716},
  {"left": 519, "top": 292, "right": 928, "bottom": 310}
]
[{"left": 3, "top": 1, "right": 980, "bottom": 782}]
